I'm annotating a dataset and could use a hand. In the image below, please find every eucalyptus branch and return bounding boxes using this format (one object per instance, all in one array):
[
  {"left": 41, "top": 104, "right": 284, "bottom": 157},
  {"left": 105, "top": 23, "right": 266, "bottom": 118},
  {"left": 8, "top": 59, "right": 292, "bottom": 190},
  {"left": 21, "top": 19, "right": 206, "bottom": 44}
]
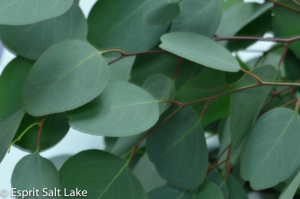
[
  {"left": 173, "top": 56, "right": 182, "bottom": 81},
  {"left": 266, "top": 0, "right": 300, "bottom": 14},
  {"left": 277, "top": 43, "right": 290, "bottom": 69},
  {"left": 36, "top": 116, "right": 47, "bottom": 151},
  {"left": 214, "top": 35, "right": 300, "bottom": 44}
]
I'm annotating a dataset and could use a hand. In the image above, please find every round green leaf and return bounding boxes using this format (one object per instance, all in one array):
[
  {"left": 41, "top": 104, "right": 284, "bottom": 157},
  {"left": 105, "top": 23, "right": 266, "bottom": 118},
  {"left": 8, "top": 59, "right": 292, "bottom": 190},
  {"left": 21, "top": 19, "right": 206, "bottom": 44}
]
[
  {"left": 146, "top": 106, "right": 208, "bottom": 189},
  {"left": 0, "top": 109, "right": 24, "bottom": 163},
  {"left": 170, "top": 0, "right": 222, "bottom": 37},
  {"left": 59, "top": 150, "right": 147, "bottom": 199},
  {"left": 159, "top": 32, "right": 240, "bottom": 72},
  {"left": 0, "top": 0, "right": 73, "bottom": 25},
  {"left": 241, "top": 108, "right": 300, "bottom": 190},
  {"left": 68, "top": 80, "right": 159, "bottom": 137},
  {"left": 192, "top": 180, "right": 224, "bottom": 199},
  {"left": 23, "top": 40, "right": 109, "bottom": 116},
  {"left": 0, "top": 3, "right": 87, "bottom": 60},
  {"left": 14, "top": 113, "right": 69, "bottom": 152},
  {"left": 87, "top": 0, "right": 169, "bottom": 52},
  {"left": 142, "top": 74, "right": 176, "bottom": 114},
  {"left": 148, "top": 185, "right": 191, "bottom": 199},
  {"left": 0, "top": 57, "right": 33, "bottom": 120},
  {"left": 143, "top": 3, "right": 180, "bottom": 26},
  {"left": 12, "top": 152, "right": 62, "bottom": 198}
]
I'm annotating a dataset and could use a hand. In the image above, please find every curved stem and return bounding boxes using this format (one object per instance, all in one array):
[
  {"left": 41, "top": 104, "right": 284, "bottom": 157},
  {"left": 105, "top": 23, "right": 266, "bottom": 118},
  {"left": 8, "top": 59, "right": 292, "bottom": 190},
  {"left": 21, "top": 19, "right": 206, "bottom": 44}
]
[{"left": 36, "top": 116, "right": 47, "bottom": 152}]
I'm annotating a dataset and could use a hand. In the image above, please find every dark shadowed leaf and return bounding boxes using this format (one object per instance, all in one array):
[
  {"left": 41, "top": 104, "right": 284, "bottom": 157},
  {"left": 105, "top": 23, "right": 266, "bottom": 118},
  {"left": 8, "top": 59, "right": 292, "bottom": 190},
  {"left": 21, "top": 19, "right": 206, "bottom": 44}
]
[
  {"left": 59, "top": 150, "right": 147, "bottom": 199},
  {"left": 146, "top": 105, "right": 208, "bottom": 189},
  {"left": 0, "top": 3, "right": 87, "bottom": 60},
  {"left": 227, "top": 176, "right": 248, "bottom": 199},
  {"left": 241, "top": 108, "right": 300, "bottom": 190},
  {"left": 68, "top": 80, "right": 159, "bottom": 137},
  {"left": 0, "top": 57, "right": 33, "bottom": 120},
  {"left": 170, "top": 0, "right": 222, "bottom": 37},
  {"left": 0, "top": 0, "right": 73, "bottom": 25},
  {"left": 143, "top": 3, "right": 180, "bottom": 25},
  {"left": 13, "top": 113, "right": 69, "bottom": 152},
  {"left": 148, "top": 185, "right": 190, "bottom": 199},
  {"left": 160, "top": 32, "right": 240, "bottom": 72},
  {"left": 0, "top": 109, "right": 24, "bottom": 163},
  {"left": 230, "top": 65, "right": 276, "bottom": 164},
  {"left": 87, "top": 0, "right": 169, "bottom": 52},
  {"left": 23, "top": 40, "right": 109, "bottom": 116},
  {"left": 11, "top": 152, "right": 63, "bottom": 198}
]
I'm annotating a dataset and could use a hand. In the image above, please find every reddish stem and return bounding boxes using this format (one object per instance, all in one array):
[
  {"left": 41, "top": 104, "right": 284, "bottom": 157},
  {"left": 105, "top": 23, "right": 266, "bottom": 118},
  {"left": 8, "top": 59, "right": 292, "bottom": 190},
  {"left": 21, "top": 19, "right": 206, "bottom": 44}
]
[
  {"left": 173, "top": 57, "right": 182, "bottom": 82},
  {"left": 266, "top": 0, "right": 300, "bottom": 14},
  {"left": 277, "top": 43, "right": 290, "bottom": 69},
  {"left": 214, "top": 35, "right": 300, "bottom": 43},
  {"left": 200, "top": 100, "right": 212, "bottom": 121},
  {"left": 36, "top": 116, "right": 46, "bottom": 151}
]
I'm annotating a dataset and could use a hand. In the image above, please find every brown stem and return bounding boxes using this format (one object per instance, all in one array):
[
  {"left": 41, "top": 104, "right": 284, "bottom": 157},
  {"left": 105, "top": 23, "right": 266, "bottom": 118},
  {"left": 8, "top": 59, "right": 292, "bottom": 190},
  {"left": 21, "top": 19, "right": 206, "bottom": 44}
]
[
  {"left": 36, "top": 116, "right": 46, "bottom": 151},
  {"left": 214, "top": 35, "right": 300, "bottom": 44},
  {"left": 266, "top": 0, "right": 300, "bottom": 14},
  {"left": 200, "top": 100, "right": 212, "bottom": 121},
  {"left": 277, "top": 43, "right": 290, "bottom": 69},
  {"left": 241, "top": 68, "right": 263, "bottom": 84},
  {"left": 173, "top": 57, "right": 182, "bottom": 81}
]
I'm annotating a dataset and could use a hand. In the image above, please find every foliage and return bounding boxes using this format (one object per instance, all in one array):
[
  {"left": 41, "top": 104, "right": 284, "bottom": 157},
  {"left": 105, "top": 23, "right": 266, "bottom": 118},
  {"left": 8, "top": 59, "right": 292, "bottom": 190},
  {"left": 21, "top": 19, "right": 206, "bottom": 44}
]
[{"left": 1, "top": 0, "right": 300, "bottom": 198}]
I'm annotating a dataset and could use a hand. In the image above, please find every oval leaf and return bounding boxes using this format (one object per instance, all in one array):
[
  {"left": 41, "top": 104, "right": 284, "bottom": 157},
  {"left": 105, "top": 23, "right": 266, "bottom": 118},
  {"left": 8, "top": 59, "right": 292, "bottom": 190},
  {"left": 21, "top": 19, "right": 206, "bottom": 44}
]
[
  {"left": 227, "top": 176, "right": 248, "bottom": 199},
  {"left": 0, "top": 3, "right": 87, "bottom": 60},
  {"left": 143, "top": 3, "right": 180, "bottom": 26},
  {"left": 230, "top": 65, "right": 276, "bottom": 164},
  {"left": 87, "top": 0, "right": 169, "bottom": 52},
  {"left": 68, "top": 80, "right": 159, "bottom": 137},
  {"left": 59, "top": 150, "right": 147, "bottom": 199},
  {"left": 14, "top": 113, "right": 69, "bottom": 152},
  {"left": 11, "top": 152, "right": 63, "bottom": 198},
  {"left": 241, "top": 108, "right": 300, "bottom": 190},
  {"left": 159, "top": 32, "right": 240, "bottom": 72},
  {"left": 170, "top": 0, "right": 222, "bottom": 37},
  {"left": 279, "top": 169, "right": 300, "bottom": 199},
  {"left": 0, "top": 0, "right": 73, "bottom": 25},
  {"left": 23, "top": 40, "right": 109, "bottom": 116},
  {"left": 146, "top": 106, "right": 208, "bottom": 189},
  {"left": 0, "top": 57, "right": 33, "bottom": 120},
  {"left": 148, "top": 185, "right": 191, "bottom": 199}
]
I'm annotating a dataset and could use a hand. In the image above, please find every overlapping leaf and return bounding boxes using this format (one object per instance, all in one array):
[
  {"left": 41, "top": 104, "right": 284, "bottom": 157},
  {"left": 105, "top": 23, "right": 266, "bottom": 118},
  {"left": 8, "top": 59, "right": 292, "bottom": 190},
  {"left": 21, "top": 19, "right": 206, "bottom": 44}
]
[
  {"left": 241, "top": 108, "right": 300, "bottom": 189},
  {"left": 170, "top": 0, "right": 222, "bottom": 37},
  {"left": 0, "top": 3, "right": 87, "bottom": 60},
  {"left": 148, "top": 185, "right": 190, "bottom": 199},
  {"left": 146, "top": 106, "right": 208, "bottom": 189},
  {"left": 68, "top": 80, "right": 159, "bottom": 137},
  {"left": 160, "top": 32, "right": 240, "bottom": 72},
  {"left": 59, "top": 150, "right": 147, "bottom": 199},
  {"left": 0, "top": 0, "right": 73, "bottom": 25},
  {"left": 11, "top": 152, "right": 63, "bottom": 198},
  {"left": 23, "top": 40, "right": 109, "bottom": 116},
  {"left": 87, "top": 0, "right": 169, "bottom": 52},
  {"left": 230, "top": 65, "right": 276, "bottom": 163},
  {"left": 192, "top": 180, "right": 224, "bottom": 199}
]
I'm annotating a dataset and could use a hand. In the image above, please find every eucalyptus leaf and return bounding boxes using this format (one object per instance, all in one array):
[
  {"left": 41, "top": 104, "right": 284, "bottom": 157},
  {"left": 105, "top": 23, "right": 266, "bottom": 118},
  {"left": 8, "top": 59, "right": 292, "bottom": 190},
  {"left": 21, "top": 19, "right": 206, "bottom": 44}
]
[
  {"left": 0, "top": 57, "right": 33, "bottom": 120},
  {"left": 192, "top": 180, "right": 224, "bottom": 199},
  {"left": 23, "top": 40, "right": 109, "bottom": 116},
  {"left": 0, "top": 109, "right": 24, "bottom": 163},
  {"left": 11, "top": 152, "right": 62, "bottom": 199},
  {"left": 0, "top": 0, "right": 73, "bottom": 25},
  {"left": 14, "top": 113, "right": 69, "bottom": 152},
  {"left": 170, "top": 0, "right": 222, "bottom": 37},
  {"left": 0, "top": 3, "right": 87, "bottom": 60},
  {"left": 87, "top": 0, "right": 169, "bottom": 52},
  {"left": 146, "top": 105, "right": 208, "bottom": 189},
  {"left": 241, "top": 108, "right": 300, "bottom": 190},
  {"left": 148, "top": 185, "right": 190, "bottom": 199},
  {"left": 142, "top": 74, "right": 176, "bottom": 114},
  {"left": 109, "top": 56, "right": 136, "bottom": 81},
  {"left": 279, "top": 169, "right": 300, "bottom": 199},
  {"left": 143, "top": 3, "right": 180, "bottom": 25},
  {"left": 133, "top": 154, "right": 165, "bottom": 192},
  {"left": 59, "top": 150, "right": 147, "bottom": 199},
  {"left": 227, "top": 176, "right": 248, "bottom": 199},
  {"left": 111, "top": 133, "right": 145, "bottom": 156},
  {"left": 160, "top": 32, "right": 240, "bottom": 72},
  {"left": 68, "top": 80, "right": 159, "bottom": 137},
  {"left": 230, "top": 65, "right": 276, "bottom": 164}
]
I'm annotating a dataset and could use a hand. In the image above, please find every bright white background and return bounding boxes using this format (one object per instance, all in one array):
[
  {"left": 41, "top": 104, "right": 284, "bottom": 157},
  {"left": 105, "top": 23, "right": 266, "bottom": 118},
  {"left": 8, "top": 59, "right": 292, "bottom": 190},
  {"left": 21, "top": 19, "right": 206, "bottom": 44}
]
[{"left": 0, "top": 0, "right": 274, "bottom": 198}]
